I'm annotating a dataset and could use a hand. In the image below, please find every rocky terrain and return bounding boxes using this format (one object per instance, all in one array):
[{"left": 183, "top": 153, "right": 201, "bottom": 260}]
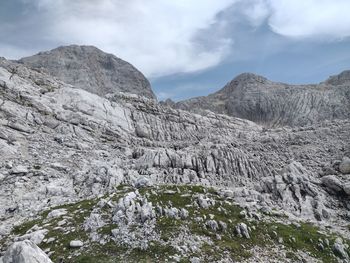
[
  {"left": 0, "top": 46, "right": 350, "bottom": 262},
  {"left": 167, "top": 72, "right": 350, "bottom": 127}
]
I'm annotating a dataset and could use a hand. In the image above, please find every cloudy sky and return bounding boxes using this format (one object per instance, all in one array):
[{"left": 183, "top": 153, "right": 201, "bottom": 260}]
[{"left": 1, "top": 0, "right": 350, "bottom": 100}]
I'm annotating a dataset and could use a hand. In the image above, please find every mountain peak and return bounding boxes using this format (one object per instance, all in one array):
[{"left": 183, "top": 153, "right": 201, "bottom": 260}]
[
  {"left": 232, "top": 72, "right": 269, "bottom": 84},
  {"left": 18, "top": 45, "right": 156, "bottom": 100}
]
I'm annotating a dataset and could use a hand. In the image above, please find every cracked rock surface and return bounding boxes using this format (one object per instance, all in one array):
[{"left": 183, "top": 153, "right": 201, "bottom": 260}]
[{"left": 0, "top": 50, "right": 350, "bottom": 262}]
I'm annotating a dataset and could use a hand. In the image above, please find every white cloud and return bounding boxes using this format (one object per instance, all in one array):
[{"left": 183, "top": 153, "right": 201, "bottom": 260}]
[
  {"left": 26, "top": 0, "right": 236, "bottom": 77},
  {"left": 244, "top": 0, "right": 350, "bottom": 39}
]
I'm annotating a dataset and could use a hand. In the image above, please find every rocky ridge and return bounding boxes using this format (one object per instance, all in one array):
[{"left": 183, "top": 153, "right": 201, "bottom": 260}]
[
  {"left": 0, "top": 52, "right": 349, "bottom": 262},
  {"left": 168, "top": 72, "right": 350, "bottom": 127}
]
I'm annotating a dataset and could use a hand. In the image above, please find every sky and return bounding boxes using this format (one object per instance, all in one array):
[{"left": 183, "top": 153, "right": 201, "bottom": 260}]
[{"left": 1, "top": 0, "right": 350, "bottom": 101}]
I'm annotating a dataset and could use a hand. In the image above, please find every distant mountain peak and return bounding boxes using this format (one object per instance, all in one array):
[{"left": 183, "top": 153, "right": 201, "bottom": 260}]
[
  {"left": 232, "top": 72, "right": 269, "bottom": 84},
  {"left": 18, "top": 45, "right": 156, "bottom": 100}
]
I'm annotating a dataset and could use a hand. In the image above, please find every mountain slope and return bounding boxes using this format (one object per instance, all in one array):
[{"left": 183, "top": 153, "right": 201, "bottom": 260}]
[
  {"left": 0, "top": 57, "right": 350, "bottom": 262},
  {"left": 169, "top": 72, "right": 350, "bottom": 127},
  {"left": 18, "top": 45, "right": 156, "bottom": 100}
]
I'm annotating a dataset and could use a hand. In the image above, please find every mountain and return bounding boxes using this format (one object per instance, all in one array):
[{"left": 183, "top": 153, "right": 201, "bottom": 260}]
[
  {"left": 168, "top": 72, "right": 350, "bottom": 127},
  {"left": 18, "top": 45, "right": 156, "bottom": 100},
  {"left": 0, "top": 52, "right": 350, "bottom": 262}
]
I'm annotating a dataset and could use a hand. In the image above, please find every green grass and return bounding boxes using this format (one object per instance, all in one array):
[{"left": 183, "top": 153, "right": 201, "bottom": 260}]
[{"left": 2, "top": 184, "right": 349, "bottom": 263}]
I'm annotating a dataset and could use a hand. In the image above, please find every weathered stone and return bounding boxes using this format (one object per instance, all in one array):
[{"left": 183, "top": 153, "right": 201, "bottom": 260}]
[
  {"left": 236, "top": 223, "right": 250, "bottom": 239},
  {"left": 322, "top": 175, "right": 343, "bottom": 193},
  {"left": 339, "top": 157, "right": 350, "bottom": 174},
  {"left": 1, "top": 240, "right": 53, "bottom": 263},
  {"left": 206, "top": 220, "right": 219, "bottom": 231},
  {"left": 69, "top": 240, "right": 84, "bottom": 248},
  {"left": 333, "top": 238, "right": 349, "bottom": 259},
  {"left": 47, "top": 209, "right": 67, "bottom": 219}
]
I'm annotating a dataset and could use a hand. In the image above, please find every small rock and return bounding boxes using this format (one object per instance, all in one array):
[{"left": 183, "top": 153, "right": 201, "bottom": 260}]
[
  {"left": 206, "top": 220, "right": 219, "bottom": 231},
  {"left": 339, "top": 157, "right": 350, "bottom": 174},
  {"left": 332, "top": 238, "right": 349, "bottom": 260},
  {"left": 69, "top": 240, "right": 84, "bottom": 248},
  {"left": 46, "top": 237, "right": 55, "bottom": 244},
  {"left": 218, "top": 221, "right": 227, "bottom": 232},
  {"left": 236, "top": 223, "right": 250, "bottom": 239},
  {"left": 197, "top": 195, "right": 209, "bottom": 209},
  {"left": 47, "top": 209, "right": 67, "bottom": 219},
  {"left": 57, "top": 219, "right": 67, "bottom": 227},
  {"left": 140, "top": 202, "right": 154, "bottom": 222},
  {"left": 17, "top": 229, "right": 48, "bottom": 245},
  {"left": 179, "top": 208, "right": 189, "bottom": 219},
  {"left": 239, "top": 210, "right": 247, "bottom": 218},
  {"left": 135, "top": 177, "right": 152, "bottom": 188},
  {"left": 190, "top": 257, "right": 201, "bottom": 263},
  {"left": 318, "top": 243, "right": 324, "bottom": 251}
]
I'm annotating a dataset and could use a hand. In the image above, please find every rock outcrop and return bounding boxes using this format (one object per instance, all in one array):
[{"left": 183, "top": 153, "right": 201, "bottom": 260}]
[
  {"left": 169, "top": 72, "right": 350, "bottom": 127},
  {"left": 18, "top": 45, "right": 156, "bottom": 100},
  {"left": 0, "top": 240, "right": 52, "bottom": 263}
]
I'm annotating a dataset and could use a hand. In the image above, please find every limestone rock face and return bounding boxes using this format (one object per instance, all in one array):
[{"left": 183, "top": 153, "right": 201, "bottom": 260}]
[
  {"left": 18, "top": 45, "right": 156, "bottom": 100},
  {"left": 170, "top": 72, "right": 350, "bottom": 127},
  {"left": 0, "top": 54, "right": 350, "bottom": 262},
  {"left": 1, "top": 240, "right": 52, "bottom": 263}
]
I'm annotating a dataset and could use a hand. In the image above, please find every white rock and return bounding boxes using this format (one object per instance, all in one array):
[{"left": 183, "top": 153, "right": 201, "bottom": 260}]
[
  {"left": 47, "top": 209, "right": 67, "bottom": 219},
  {"left": 1, "top": 240, "right": 53, "bottom": 263},
  {"left": 135, "top": 177, "right": 152, "bottom": 188},
  {"left": 333, "top": 238, "right": 349, "bottom": 259},
  {"left": 69, "top": 240, "right": 84, "bottom": 248},
  {"left": 339, "top": 157, "right": 350, "bottom": 174},
  {"left": 17, "top": 229, "right": 48, "bottom": 245},
  {"left": 236, "top": 223, "right": 250, "bottom": 239},
  {"left": 206, "top": 220, "right": 219, "bottom": 231},
  {"left": 179, "top": 208, "right": 189, "bottom": 219}
]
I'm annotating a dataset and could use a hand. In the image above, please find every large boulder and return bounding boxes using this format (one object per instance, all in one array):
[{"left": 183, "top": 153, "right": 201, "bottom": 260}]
[
  {"left": 321, "top": 175, "right": 343, "bottom": 194},
  {"left": 1, "top": 240, "right": 53, "bottom": 263}
]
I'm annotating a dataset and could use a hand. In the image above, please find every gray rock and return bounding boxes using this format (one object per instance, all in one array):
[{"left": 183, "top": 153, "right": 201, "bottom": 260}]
[
  {"left": 165, "top": 207, "right": 179, "bottom": 219},
  {"left": 69, "top": 240, "right": 84, "bottom": 248},
  {"left": 10, "top": 166, "right": 28, "bottom": 175},
  {"left": 179, "top": 208, "right": 189, "bottom": 219},
  {"left": 47, "top": 209, "right": 67, "bottom": 219},
  {"left": 1, "top": 240, "right": 53, "bottom": 263},
  {"left": 140, "top": 202, "right": 154, "bottom": 223},
  {"left": 190, "top": 257, "right": 201, "bottom": 263},
  {"left": 197, "top": 195, "right": 211, "bottom": 209},
  {"left": 84, "top": 213, "right": 105, "bottom": 231},
  {"left": 339, "top": 157, "right": 350, "bottom": 174},
  {"left": 218, "top": 221, "right": 227, "bottom": 232},
  {"left": 322, "top": 175, "right": 343, "bottom": 193},
  {"left": 236, "top": 223, "right": 250, "bottom": 239},
  {"left": 333, "top": 238, "right": 349, "bottom": 259},
  {"left": 17, "top": 229, "right": 48, "bottom": 245},
  {"left": 206, "top": 220, "right": 219, "bottom": 231},
  {"left": 135, "top": 177, "right": 152, "bottom": 189}
]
